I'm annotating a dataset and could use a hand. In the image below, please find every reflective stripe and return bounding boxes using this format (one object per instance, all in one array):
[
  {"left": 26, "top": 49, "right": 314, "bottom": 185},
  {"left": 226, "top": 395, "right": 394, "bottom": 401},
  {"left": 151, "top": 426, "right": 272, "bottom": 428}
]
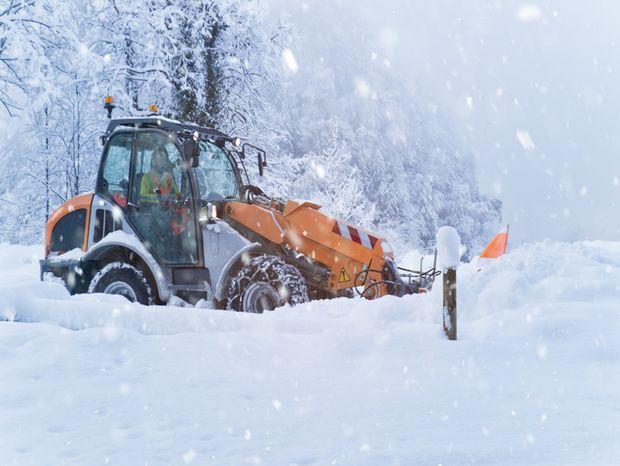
[
  {"left": 333, "top": 219, "right": 377, "bottom": 250},
  {"left": 348, "top": 226, "right": 361, "bottom": 244},
  {"left": 358, "top": 229, "right": 372, "bottom": 249},
  {"left": 338, "top": 220, "right": 351, "bottom": 240}
]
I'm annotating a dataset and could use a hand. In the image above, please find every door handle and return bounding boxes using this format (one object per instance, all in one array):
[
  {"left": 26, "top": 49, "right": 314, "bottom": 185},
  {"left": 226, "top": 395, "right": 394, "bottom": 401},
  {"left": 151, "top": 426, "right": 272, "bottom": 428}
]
[{"left": 127, "top": 201, "right": 140, "bottom": 211}]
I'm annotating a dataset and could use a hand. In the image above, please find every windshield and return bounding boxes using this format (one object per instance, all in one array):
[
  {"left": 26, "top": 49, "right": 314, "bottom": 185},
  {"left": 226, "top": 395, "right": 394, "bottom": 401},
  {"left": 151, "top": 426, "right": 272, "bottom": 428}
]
[{"left": 195, "top": 141, "right": 240, "bottom": 202}]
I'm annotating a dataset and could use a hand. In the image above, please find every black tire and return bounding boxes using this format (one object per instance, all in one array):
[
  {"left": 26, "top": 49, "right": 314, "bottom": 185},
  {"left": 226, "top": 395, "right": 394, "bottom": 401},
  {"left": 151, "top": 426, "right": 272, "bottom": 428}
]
[
  {"left": 227, "top": 255, "right": 308, "bottom": 313},
  {"left": 88, "top": 261, "right": 153, "bottom": 305},
  {"left": 336, "top": 288, "right": 355, "bottom": 299}
]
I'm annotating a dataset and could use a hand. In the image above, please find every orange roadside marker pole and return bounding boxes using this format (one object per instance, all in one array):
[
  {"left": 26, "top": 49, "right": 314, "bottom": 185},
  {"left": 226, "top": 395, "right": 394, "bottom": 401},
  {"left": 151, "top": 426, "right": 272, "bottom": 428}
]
[{"left": 480, "top": 225, "right": 510, "bottom": 259}]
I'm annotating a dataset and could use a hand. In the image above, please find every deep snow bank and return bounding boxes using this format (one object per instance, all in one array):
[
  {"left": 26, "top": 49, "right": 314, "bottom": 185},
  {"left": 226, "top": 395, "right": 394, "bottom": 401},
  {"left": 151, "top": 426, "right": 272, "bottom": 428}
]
[
  {"left": 0, "top": 241, "right": 619, "bottom": 465},
  {"left": 3, "top": 241, "right": 618, "bottom": 338}
]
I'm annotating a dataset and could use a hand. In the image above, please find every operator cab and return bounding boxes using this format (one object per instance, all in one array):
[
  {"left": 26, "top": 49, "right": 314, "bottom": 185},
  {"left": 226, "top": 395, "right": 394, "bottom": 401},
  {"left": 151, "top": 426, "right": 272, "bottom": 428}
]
[{"left": 97, "top": 117, "right": 247, "bottom": 265}]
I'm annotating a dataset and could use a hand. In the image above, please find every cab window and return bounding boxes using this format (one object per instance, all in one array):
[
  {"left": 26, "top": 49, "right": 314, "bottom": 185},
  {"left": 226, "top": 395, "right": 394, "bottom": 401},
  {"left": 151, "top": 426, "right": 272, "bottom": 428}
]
[
  {"left": 195, "top": 141, "right": 240, "bottom": 202},
  {"left": 98, "top": 133, "right": 132, "bottom": 207}
]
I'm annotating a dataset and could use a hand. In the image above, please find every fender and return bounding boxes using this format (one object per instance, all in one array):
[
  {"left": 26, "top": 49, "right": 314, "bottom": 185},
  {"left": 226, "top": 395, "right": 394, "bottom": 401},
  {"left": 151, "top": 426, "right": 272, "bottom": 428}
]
[
  {"left": 214, "top": 242, "right": 261, "bottom": 302},
  {"left": 82, "top": 231, "right": 170, "bottom": 301}
]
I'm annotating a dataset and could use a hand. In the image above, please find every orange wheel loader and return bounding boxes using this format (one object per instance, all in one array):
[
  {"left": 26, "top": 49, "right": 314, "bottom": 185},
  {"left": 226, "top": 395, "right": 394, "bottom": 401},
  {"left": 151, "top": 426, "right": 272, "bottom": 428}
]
[{"left": 40, "top": 106, "right": 437, "bottom": 312}]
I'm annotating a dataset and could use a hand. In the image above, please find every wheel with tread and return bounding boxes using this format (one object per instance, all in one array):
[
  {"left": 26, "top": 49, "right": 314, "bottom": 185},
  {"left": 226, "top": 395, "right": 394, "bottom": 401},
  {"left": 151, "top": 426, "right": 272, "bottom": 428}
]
[
  {"left": 227, "top": 255, "right": 308, "bottom": 313},
  {"left": 88, "top": 261, "right": 153, "bottom": 305}
]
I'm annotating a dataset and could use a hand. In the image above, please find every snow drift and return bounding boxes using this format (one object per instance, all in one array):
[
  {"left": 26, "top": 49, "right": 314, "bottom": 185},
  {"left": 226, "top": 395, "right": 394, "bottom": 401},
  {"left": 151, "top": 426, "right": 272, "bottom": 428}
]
[{"left": 0, "top": 241, "right": 619, "bottom": 465}]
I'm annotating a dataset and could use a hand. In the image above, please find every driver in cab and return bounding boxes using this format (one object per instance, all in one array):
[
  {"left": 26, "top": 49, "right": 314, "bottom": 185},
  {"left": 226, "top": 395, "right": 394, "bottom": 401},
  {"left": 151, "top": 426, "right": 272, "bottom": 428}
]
[
  {"left": 140, "top": 148, "right": 179, "bottom": 202},
  {"left": 139, "top": 147, "right": 191, "bottom": 241}
]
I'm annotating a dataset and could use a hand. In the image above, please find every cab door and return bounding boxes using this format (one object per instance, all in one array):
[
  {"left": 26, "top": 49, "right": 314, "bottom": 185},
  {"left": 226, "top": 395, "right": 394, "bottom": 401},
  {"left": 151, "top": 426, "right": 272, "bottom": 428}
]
[
  {"left": 128, "top": 131, "right": 199, "bottom": 265},
  {"left": 97, "top": 132, "right": 133, "bottom": 208},
  {"left": 92, "top": 132, "right": 133, "bottom": 247}
]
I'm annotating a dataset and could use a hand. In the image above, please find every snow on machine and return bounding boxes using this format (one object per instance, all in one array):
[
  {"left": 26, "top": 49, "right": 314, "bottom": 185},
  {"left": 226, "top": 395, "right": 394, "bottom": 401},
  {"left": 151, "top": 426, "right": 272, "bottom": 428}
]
[{"left": 40, "top": 99, "right": 438, "bottom": 312}]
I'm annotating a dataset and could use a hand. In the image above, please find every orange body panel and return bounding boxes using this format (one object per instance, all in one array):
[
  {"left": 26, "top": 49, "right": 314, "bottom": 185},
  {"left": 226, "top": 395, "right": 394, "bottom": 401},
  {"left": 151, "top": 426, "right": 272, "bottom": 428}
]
[
  {"left": 44, "top": 193, "right": 94, "bottom": 257},
  {"left": 226, "top": 200, "right": 391, "bottom": 294}
]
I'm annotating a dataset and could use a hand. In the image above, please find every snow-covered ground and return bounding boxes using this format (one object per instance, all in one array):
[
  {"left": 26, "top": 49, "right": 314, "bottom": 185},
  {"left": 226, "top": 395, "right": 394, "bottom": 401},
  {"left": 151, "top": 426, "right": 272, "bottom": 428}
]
[{"left": 0, "top": 241, "right": 619, "bottom": 465}]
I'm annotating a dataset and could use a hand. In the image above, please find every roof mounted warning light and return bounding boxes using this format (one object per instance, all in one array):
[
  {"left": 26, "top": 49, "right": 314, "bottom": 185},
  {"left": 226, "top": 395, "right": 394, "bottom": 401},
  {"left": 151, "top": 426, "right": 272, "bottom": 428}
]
[{"left": 104, "top": 95, "right": 115, "bottom": 119}]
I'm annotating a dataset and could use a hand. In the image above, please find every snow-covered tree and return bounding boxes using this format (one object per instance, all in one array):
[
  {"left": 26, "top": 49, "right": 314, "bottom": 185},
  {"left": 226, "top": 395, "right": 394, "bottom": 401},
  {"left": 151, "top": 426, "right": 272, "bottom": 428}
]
[
  {"left": 257, "top": 5, "right": 500, "bottom": 257},
  {"left": 0, "top": 0, "right": 500, "bottom": 256}
]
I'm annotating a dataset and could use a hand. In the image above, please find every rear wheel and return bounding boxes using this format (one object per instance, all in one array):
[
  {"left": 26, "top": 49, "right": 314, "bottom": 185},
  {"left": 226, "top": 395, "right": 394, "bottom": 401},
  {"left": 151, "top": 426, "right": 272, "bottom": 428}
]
[
  {"left": 227, "top": 255, "right": 308, "bottom": 313},
  {"left": 88, "top": 262, "right": 153, "bottom": 305}
]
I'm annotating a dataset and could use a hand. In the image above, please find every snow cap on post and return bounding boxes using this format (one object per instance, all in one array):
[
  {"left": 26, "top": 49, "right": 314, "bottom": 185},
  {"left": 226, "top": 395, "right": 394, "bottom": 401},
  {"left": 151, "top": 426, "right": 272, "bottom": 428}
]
[{"left": 436, "top": 226, "right": 461, "bottom": 269}]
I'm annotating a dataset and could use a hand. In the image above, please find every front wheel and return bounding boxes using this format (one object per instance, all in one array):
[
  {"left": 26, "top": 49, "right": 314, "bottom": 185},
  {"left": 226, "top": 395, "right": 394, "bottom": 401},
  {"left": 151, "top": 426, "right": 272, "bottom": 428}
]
[
  {"left": 88, "top": 262, "right": 153, "bottom": 305},
  {"left": 227, "top": 255, "right": 308, "bottom": 313}
]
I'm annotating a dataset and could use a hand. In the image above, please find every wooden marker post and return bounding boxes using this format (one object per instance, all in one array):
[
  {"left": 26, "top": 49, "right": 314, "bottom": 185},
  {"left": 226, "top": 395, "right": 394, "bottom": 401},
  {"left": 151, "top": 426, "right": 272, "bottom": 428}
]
[
  {"left": 436, "top": 226, "right": 461, "bottom": 341},
  {"left": 443, "top": 267, "right": 457, "bottom": 340}
]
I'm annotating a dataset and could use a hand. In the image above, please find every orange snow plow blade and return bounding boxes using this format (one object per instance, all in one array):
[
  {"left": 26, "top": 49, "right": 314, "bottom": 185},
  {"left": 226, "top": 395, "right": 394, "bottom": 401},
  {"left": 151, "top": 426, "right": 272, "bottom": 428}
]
[{"left": 480, "top": 225, "right": 509, "bottom": 259}]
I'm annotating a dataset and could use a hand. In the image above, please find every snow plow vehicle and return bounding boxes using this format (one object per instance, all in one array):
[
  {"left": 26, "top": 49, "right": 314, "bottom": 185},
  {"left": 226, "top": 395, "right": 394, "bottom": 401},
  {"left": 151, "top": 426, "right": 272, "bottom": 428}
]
[{"left": 40, "top": 108, "right": 437, "bottom": 312}]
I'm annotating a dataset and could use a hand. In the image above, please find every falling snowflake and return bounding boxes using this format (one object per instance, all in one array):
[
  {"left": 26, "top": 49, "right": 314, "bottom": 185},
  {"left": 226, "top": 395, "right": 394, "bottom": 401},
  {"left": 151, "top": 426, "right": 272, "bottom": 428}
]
[
  {"left": 516, "top": 5, "right": 543, "bottom": 22},
  {"left": 282, "top": 48, "right": 299, "bottom": 74},
  {"left": 516, "top": 130, "right": 536, "bottom": 151}
]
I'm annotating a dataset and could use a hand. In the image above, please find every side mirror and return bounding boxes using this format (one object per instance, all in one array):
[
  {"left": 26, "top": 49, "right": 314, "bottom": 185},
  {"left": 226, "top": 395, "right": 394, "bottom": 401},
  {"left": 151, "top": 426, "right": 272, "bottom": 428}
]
[
  {"left": 258, "top": 152, "right": 266, "bottom": 176},
  {"left": 242, "top": 143, "right": 267, "bottom": 177},
  {"left": 182, "top": 139, "right": 200, "bottom": 168}
]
